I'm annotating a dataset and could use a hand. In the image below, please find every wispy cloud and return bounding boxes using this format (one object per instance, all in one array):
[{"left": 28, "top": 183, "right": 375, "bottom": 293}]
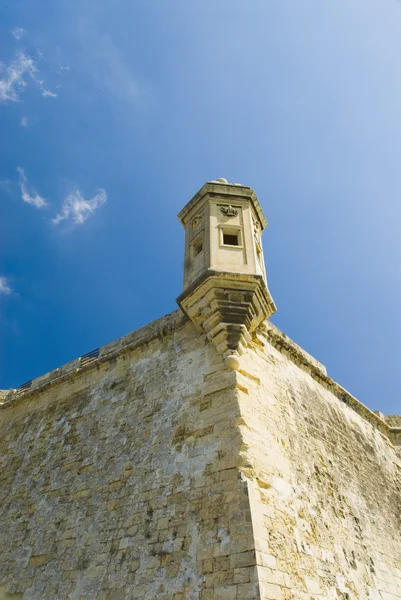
[
  {"left": 42, "top": 88, "right": 57, "bottom": 98},
  {"left": 20, "top": 116, "right": 28, "bottom": 127},
  {"left": 0, "top": 53, "right": 37, "bottom": 102},
  {"left": 0, "top": 52, "right": 57, "bottom": 102},
  {"left": 94, "top": 35, "right": 139, "bottom": 101},
  {"left": 17, "top": 167, "right": 47, "bottom": 208},
  {"left": 52, "top": 189, "right": 107, "bottom": 225},
  {"left": 55, "top": 64, "right": 70, "bottom": 75},
  {"left": 76, "top": 23, "right": 140, "bottom": 102},
  {"left": 11, "top": 27, "right": 24, "bottom": 40},
  {"left": 0, "top": 276, "right": 12, "bottom": 295}
]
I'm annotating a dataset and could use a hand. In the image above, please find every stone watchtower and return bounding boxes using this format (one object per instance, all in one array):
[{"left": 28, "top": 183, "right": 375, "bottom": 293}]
[
  {"left": 177, "top": 178, "right": 276, "bottom": 369},
  {"left": 0, "top": 179, "right": 400, "bottom": 600}
]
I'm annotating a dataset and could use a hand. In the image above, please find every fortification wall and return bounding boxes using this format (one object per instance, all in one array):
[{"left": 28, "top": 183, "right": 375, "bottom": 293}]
[
  {"left": 1, "top": 309, "right": 400, "bottom": 600},
  {"left": 236, "top": 323, "right": 401, "bottom": 600},
  {"left": 0, "top": 312, "right": 259, "bottom": 600}
]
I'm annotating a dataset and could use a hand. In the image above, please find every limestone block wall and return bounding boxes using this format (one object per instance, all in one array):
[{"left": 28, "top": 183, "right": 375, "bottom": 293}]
[
  {"left": 237, "top": 324, "right": 401, "bottom": 600},
  {"left": 0, "top": 312, "right": 258, "bottom": 600},
  {"left": 1, "top": 308, "right": 400, "bottom": 600}
]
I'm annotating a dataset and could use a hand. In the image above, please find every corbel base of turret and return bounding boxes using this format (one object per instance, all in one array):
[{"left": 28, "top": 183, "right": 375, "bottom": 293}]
[{"left": 177, "top": 271, "right": 276, "bottom": 368}]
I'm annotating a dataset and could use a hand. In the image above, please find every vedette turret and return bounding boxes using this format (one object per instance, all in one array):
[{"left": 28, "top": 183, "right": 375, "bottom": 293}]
[{"left": 177, "top": 178, "right": 276, "bottom": 368}]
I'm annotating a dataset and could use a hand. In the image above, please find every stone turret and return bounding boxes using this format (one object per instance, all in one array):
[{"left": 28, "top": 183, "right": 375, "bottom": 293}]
[
  {"left": 177, "top": 178, "right": 276, "bottom": 368},
  {"left": 1, "top": 178, "right": 400, "bottom": 600}
]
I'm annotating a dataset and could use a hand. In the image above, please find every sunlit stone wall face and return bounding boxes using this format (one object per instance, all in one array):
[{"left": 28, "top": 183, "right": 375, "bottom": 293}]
[{"left": 0, "top": 313, "right": 259, "bottom": 600}]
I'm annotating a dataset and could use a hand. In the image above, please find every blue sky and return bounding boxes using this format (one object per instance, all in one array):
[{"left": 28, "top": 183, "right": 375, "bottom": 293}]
[{"left": 1, "top": 0, "right": 400, "bottom": 415}]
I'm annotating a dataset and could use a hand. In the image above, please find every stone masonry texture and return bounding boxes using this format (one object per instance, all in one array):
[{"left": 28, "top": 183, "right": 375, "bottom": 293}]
[{"left": 0, "top": 310, "right": 400, "bottom": 600}]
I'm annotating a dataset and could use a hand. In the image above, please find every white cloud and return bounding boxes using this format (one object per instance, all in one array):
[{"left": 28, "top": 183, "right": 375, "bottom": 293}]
[
  {"left": 0, "top": 52, "right": 57, "bottom": 103},
  {"left": 52, "top": 189, "right": 107, "bottom": 225},
  {"left": 42, "top": 88, "right": 57, "bottom": 98},
  {"left": 17, "top": 167, "right": 47, "bottom": 208},
  {"left": 20, "top": 116, "right": 28, "bottom": 127},
  {"left": 56, "top": 64, "right": 70, "bottom": 75},
  {"left": 0, "top": 276, "right": 12, "bottom": 295},
  {"left": 0, "top": 53, "right": 37, "bottom": 102},
  {"left": 11, "top": 27, "right": 24, "bottom": 40}
]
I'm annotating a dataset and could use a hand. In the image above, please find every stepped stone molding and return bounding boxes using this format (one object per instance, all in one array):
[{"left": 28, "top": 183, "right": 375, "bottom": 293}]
[{"left": 177, "top": 270, "right": 276, "bottom": 358}]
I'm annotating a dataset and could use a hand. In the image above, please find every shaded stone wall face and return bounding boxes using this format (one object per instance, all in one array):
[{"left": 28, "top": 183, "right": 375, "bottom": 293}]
[
  {"left": 0, "top": 320, "right": 258, "bottom": 600},
  {"left": 237, "top": 330, "right": 401, "bottom": 600}
]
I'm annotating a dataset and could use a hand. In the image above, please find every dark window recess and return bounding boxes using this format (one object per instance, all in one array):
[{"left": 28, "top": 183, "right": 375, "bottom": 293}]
[
  {"left": 192, "top": 238, "right": 203, "bottom": 257},
  {"left": 223, "top": 233, "right": 239, "bottom": 246}
]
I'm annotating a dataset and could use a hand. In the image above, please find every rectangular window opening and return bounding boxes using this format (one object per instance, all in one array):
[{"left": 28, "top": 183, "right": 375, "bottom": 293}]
[
  {"left": 223, "top": 232, "right": 239, "bottom": 246},
  {"left": 192, "top": 237, "right": 203, "bottom": 258}
]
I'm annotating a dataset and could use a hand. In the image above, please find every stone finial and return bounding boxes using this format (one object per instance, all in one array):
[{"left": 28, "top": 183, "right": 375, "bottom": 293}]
[{"left": 177, "top": 180, "right": 276, "bottom": 367}]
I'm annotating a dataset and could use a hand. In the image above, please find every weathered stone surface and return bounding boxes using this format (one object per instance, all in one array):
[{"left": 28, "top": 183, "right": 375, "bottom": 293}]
[
  {"left": 0, "top": 309, "right": 400, "bottom": 599},
  {"left": 0, "top": 315, "right": 259, "bottom": 599},
  {"left": 237, "top": 326, "right": 401, "bottom": 600}
]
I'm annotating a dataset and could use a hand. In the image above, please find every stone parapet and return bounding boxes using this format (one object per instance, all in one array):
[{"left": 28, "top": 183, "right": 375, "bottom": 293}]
[
  {"left": 1, "top": 310, "right": 399, "bottom": 446},
  {"left": 0, "top": 310, "right": 188, "bottom": 409},
  {"left": 258, "top": 321, "right": 399, "bottom": 442}
]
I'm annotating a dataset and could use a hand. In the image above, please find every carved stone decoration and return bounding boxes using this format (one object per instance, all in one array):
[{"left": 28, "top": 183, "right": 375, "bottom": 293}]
[
  {"left": 177, "top": 271, "right": 276, "bottom": 360},
  {"left": 220, "top": 205, "right": 238, "bottom": 218},
  {"left": 252, "top": 217, "right": 261, "bottom": 233},
  {"left": 192, "top": 214, "right": 203, "bottom": 230}
]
